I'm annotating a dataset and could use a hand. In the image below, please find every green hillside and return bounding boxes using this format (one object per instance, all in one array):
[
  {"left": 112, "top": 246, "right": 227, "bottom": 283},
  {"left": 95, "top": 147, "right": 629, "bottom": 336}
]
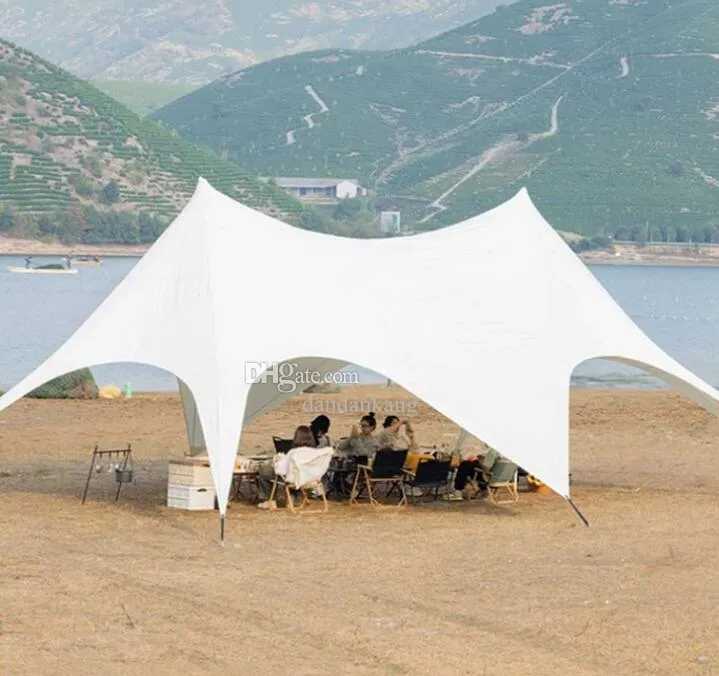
[
  {"left": 0, "top": 38, "right": 306, "bottom": 244},
  {"left": 154, "top": 0, "right": 719, "bottom": 237},
  {"left": 92, "top": 80, "right": 196, "bottom": 116}
]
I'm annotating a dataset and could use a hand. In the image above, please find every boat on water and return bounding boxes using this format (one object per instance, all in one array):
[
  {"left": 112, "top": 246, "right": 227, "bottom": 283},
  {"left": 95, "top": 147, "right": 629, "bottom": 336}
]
[
  {"left": 70, "top": 255, "right": 102, "bottom": 266},
  {"left": 8, "top": 265, "right": 78, "bottom": 275}
]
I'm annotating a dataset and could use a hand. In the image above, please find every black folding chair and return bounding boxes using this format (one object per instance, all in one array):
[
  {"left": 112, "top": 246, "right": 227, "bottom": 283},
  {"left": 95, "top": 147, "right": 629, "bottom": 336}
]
[
  {"left": 326, "top": 455, "right": 369, "bottom": 499},
  {"left": 272, "top": 436, "right": 294, "bottom": 454},
  {"left": 403, "top": 459, "right": 451, "bottom": 503},
  {"left": 350, "top": 449, "right": 408, "bottom": 507}
]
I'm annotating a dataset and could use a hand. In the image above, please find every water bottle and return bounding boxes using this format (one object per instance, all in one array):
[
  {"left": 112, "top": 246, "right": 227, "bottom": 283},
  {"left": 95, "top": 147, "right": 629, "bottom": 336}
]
[{"left": 123, "top": 382, "right": 133, "bottom": 398}]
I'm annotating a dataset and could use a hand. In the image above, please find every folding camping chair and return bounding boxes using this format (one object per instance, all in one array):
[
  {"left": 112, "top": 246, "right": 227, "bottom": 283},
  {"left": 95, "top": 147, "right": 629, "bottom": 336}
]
[
  {"left": 485, "top": 460, "right": 519, "bottom": 504},
  {"left": 402, "top": 458, "right": 451, "bottom": 504},
  {"left": 269, "top": 476, "right": 328, "bottom": 513},
  {"left": 350, "top": 449, "right": 408, "bottom": 507},
  {"left": 272, "top": 436, "right": 294, "bottom": 454},
  {"left": 268, "top": 446, "right": 333, "bottom": 514}
]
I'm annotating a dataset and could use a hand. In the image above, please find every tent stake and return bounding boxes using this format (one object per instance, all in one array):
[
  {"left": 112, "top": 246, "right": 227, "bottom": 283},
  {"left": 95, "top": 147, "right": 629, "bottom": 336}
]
[
  {"left": 566, "top": 497, "right": 590, "bottom": 528},
  {"left": 220, "top": 514, "right": 225, "bottom": 542}
]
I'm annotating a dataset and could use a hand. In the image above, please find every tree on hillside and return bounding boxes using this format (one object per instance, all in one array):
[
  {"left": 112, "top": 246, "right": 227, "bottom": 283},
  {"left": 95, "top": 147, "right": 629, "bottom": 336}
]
[
  {"left": 614, "top": 226, "right": 630, "bottom": 241},
  {"left": 695, "top": 224, "right": 719, "bottom": 243},
  {"left": 333, "top": 197, "right": 364, "bottom": 221},
  {"left": 297, "top": 209, "right": 332, "bottom": 234},
  {"left": 70, "top": 174, "right": 95, "bottom": 198},
  {"left": 0, "top": 203, "right": 14, "bottom": 232},
  {"left": 38, "top": 214, "right": 55, "bottom": 236},
  {"left": 11, "top": 213, "right": 40, "bottom": 239},
  {"left": 675, "top": 225, "right": 691, "bottom": 243},
  {"left": 589, "top": 235, "right": 613, "bottom": 250},
  {"left": 656, "top": 225, "right": 677, "bottom": 243},
  {"left": 667, "top": 160, "right": 685, "bottom": 177},
  {"left": 629, "top": 225, "right": 648, "bottom": 245},
  {"left": 99, "top": 180, "right": 120, "bottom": 204}
]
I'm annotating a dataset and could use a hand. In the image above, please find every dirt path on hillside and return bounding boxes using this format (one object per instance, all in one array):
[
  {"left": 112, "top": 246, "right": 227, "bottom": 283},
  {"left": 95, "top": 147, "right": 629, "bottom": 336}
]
[
  {"left": 376, "top": 29, "right": 635, "bottom": 186},
  {"left": 618, "top": 55, "right": 630, "bottom": 77},
  {"left": 420, "top": 95, "right": 563, "bottom": 223}
]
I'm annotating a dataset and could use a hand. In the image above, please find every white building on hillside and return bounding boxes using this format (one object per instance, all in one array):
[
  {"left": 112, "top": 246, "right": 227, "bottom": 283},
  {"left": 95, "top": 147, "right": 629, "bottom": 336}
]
[{"left": 272, "top": 177, "right": 366, "bottom": 201}]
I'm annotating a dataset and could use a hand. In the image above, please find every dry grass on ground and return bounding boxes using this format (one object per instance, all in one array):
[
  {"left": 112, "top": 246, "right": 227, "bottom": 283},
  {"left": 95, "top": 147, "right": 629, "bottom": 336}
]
[{"left": 1, "top": 387, "right": 718, "bottom": 675}]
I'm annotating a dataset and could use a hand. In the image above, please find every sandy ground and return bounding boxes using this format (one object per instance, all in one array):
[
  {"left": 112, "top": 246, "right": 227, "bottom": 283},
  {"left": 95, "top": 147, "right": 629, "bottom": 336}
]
[{"left": 1, "top": 386, "right": 718, "bottom": 675}]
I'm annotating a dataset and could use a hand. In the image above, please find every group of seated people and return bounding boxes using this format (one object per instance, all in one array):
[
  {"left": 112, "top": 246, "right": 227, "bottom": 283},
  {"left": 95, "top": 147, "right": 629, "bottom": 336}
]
[
  {"left": 252, "top": 412, "right": 506, "bottom": 508},
  {"left": 288, "top": 412, "right": 418, "bottom": 457},
  {"left": 253, "top": 412, "right": 424, "bottom": 506}
]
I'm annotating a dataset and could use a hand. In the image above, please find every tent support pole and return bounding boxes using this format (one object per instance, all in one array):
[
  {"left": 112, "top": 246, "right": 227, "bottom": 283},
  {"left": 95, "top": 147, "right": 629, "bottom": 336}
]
[
  {"left": 452, "top": 429, "right": 469, "bottom": 455},
  {"left": 566, "top": 497, "right": 590, "bottom": 528},
  {"left": 220, "top": 514, "right": 225, "bottom": 542}
]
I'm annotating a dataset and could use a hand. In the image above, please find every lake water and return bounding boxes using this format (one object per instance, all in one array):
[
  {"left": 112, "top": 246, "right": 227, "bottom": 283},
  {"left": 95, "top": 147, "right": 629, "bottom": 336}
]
[{"left": 0, "top": 255, "right": 717, "bottom": 392}]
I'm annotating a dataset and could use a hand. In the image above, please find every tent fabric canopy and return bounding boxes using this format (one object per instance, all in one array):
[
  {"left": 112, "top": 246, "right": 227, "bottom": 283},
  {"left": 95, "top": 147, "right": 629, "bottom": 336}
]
[{"left": 0, "top": 178, "right": 717, "bottom": 517}]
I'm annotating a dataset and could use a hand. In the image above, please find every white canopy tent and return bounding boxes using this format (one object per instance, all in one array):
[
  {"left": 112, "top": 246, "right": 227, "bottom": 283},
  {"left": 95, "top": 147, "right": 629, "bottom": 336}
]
[{"left": 1, "top": 178, "right": 717, "bottom": 536}]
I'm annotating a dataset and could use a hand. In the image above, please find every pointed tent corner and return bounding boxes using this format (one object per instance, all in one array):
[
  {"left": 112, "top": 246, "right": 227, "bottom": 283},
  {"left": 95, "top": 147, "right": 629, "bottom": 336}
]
[
  {"left": 513, "top": 187, "right": 553, "bottom": 228},
  {"left": 189, "top": 176, "right": 216, "bottom": 207}
]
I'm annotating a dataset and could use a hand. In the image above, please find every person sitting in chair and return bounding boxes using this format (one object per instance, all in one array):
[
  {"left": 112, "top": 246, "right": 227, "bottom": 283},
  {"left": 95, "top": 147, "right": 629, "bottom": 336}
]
[
  {"left": 310, "top": 415, "right": 331, "bottom": 448},
  {"left": 377, "top": 415, "right": 417, "bottom": 451},
  {"left": 257, "top": 425, "right": 317, "bottom": 509},
  {"left": 291, "top": 425, "right": 316, "bottom": 448},
  {"left": 336, "top": 412, "right": 380, "bottom": 460}
]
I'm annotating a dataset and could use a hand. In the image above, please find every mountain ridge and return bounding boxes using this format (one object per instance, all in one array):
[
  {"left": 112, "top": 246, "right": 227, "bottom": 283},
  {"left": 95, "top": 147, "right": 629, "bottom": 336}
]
[
  {"left": 153, "top": 0, "right": 719, "bottom": 236},
  {"left": 0, "top": 0, "right": 505, "bottom": 85}
]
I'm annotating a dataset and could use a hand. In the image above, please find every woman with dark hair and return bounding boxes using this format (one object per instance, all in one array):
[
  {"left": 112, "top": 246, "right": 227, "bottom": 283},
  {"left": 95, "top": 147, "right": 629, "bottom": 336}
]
[
  {"left": 336, "top": 412, "right": 380, "bottom": 460},
  {"left": 292, "top": 425, "right": 316, "bottom": 448},
  {"left": 310, "top": 414, "right": 331, "bottom": 448},
  {"left": 377, "top": 415, "right": 417, "bottom": 451}
]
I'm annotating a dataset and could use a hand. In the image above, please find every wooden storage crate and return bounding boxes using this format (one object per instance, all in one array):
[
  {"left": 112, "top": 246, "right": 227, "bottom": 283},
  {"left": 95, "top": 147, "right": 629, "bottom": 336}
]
[{"left": 168, "top": 459, "right": 213, "bottom": 486}]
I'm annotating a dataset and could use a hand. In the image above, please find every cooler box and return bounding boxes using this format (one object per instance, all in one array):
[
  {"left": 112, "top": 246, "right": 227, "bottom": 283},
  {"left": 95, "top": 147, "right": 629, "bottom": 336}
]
[
  {"left": 167, "top": 484, "right": 216, "bottom": 510},
  {"left": 168, "top": 458, "right": 213, "bottom": 486}
]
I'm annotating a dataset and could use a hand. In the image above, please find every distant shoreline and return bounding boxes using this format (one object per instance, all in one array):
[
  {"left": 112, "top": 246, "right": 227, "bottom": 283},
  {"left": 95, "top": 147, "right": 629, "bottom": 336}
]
[
  {"left": 2, "top": 252, "right": 716, "bottom": 266},
  {"left": 2, "top": 236, "right": 718, "bottom": 267},
  {"left": 580, "top": 256, "right": 719, "bottom": 268},
  {"left": 0, "top": 252, "right": 145, "bottom": 258},
  {"left": 578, "top": 242, "right": 719, "bottom": 268},
  {"left": 0, "top": 236, "right": 148, "bottom": 257}
]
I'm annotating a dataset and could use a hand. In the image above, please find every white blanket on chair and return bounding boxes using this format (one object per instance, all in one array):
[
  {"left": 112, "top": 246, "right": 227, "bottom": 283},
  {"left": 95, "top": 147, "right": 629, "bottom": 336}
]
[{"left": 273, "top": 446, "right": 333, "bottom": 488}]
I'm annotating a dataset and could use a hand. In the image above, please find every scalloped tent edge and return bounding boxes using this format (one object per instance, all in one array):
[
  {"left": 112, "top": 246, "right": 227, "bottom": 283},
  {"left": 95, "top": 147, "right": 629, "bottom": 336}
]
[{"left": 0, "top": 178, "right": 716, "bottom": 537}]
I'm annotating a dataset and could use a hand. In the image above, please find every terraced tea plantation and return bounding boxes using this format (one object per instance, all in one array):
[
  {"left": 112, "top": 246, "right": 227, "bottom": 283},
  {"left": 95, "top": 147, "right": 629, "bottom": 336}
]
[
  {"left": 155, "top": 0, "right": 719, "bottom": 234},
  {"left": 0, "top": 38, "right": 304, "bottom": 242}
]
